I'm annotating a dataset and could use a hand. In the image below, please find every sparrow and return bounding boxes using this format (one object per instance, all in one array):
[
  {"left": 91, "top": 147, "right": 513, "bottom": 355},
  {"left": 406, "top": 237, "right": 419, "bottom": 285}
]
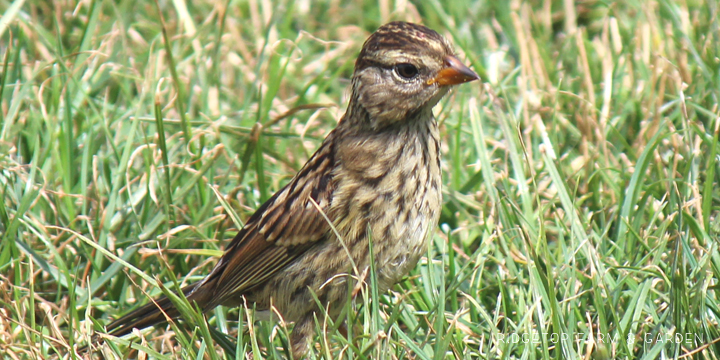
[{"left": 103, "top": 21, "right": 479, "bottom": 358}]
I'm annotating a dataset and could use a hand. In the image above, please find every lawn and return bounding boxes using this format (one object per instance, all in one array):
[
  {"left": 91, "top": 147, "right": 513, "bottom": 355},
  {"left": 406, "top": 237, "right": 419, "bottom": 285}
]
[{"left": 1, "top": 0, "right": 719, "bottom": 359}]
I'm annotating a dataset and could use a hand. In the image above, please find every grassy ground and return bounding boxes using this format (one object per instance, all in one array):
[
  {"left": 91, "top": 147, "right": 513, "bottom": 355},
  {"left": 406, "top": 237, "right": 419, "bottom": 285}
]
[{"left": 1, "top": 0, "right": 719, "bottom": 359}]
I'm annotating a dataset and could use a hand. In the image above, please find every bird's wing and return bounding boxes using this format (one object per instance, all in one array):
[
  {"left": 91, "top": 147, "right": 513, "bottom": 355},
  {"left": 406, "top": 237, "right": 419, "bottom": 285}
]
[{"left": 198, "top": 133, "right": 337, "bottom": 308}]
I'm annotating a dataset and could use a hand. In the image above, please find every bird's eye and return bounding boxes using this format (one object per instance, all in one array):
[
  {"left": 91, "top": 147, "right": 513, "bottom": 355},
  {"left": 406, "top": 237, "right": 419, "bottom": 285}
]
[{"left": 394, "top": 63, "right": 419, "bottom": 79}]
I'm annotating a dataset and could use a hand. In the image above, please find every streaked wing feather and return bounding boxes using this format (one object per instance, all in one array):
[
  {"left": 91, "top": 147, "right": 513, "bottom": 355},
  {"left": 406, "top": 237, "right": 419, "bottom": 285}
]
[{"left": 202, "top": 133, "right": 337, "bottom": 308}]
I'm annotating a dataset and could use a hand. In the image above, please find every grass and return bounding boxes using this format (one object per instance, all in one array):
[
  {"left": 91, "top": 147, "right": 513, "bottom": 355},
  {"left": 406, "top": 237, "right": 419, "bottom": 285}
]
[{"left": 1, "top": 0, "right": 719, "bottom": 359}]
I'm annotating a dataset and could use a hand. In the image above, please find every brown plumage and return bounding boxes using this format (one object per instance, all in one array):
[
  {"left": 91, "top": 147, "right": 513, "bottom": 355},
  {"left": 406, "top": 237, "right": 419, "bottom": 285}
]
[{"left": 103, "top": 21, "right": 478, "bottom": 358}]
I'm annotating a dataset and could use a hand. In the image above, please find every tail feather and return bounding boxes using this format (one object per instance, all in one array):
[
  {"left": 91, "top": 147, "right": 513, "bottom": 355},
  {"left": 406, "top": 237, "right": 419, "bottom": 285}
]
[{"left": 106, "top": 283, "right": 198, "bottom": 337}]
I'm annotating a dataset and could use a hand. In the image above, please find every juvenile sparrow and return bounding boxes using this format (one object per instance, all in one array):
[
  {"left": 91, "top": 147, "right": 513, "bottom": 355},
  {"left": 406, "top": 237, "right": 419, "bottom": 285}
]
[{"left": 104, "top": 21, "right": 478, "bottom": 358}]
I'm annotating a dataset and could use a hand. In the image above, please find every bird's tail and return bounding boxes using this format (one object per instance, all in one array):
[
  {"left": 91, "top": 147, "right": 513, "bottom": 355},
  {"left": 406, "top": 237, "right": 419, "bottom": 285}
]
[{"left": 105, "top": 283, "right": 198, "bottom": 337}]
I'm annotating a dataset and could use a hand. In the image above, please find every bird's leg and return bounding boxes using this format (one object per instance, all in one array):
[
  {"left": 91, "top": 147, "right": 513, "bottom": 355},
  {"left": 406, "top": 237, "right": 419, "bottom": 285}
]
[
  {"left": 290, "top": 314, "right": 315, "bottom": 359},
  {"left": 337, "top": 322, "right": 348, "bottom": 338}
]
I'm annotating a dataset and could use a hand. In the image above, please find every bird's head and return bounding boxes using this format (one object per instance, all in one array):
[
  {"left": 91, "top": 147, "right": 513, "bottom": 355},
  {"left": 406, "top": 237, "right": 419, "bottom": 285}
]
[{"left": 348, "top": 21, "right": 479, "bottom": 130}]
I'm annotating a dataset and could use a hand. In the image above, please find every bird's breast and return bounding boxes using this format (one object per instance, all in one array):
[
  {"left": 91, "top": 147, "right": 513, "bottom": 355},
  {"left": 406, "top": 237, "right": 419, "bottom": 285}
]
[{"left": 331, "top": 119, "right": 442, "bottom": 288}]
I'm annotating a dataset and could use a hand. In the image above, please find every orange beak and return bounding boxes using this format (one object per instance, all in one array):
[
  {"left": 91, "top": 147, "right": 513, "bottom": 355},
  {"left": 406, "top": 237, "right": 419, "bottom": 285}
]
[{"left": 428, "top": 55, "right": 479, "bottom": 86}]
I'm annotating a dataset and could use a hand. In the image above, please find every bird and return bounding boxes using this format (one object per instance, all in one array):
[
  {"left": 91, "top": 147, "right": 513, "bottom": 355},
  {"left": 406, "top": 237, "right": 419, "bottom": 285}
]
[{"left": 102, "top": 21, "right": 479, "bottom": 358}]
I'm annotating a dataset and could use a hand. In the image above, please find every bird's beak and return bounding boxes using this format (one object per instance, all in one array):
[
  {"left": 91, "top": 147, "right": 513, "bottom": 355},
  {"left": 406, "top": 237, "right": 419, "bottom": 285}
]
[{"left": 428, "top": 55, "right": 479, "bottom": 86}]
